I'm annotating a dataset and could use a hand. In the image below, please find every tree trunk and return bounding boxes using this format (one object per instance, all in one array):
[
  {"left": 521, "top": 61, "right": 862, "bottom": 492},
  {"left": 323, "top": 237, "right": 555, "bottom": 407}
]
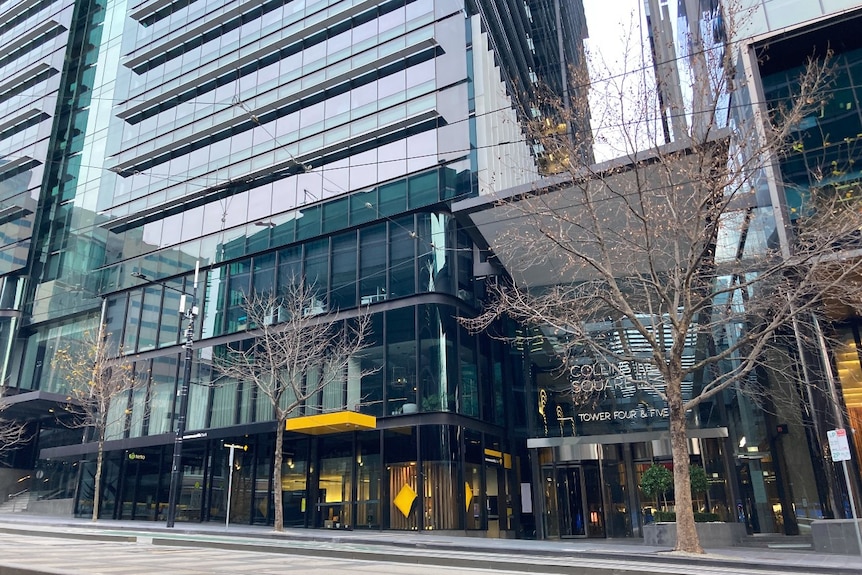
[
  {"left": 92, "top": 438, "right": 104, "bottom": 521},
  {"left": 273, "top": 418, "right": 284, "bottom": 532},
  {"left": 668, "top": 380, "right": 702, "bottom": 553}
]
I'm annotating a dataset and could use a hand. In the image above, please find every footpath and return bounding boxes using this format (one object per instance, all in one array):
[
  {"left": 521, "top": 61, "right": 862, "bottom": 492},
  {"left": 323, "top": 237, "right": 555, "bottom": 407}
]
[{"left": 0, "top": 514, "right": 857, "bottom": 575}]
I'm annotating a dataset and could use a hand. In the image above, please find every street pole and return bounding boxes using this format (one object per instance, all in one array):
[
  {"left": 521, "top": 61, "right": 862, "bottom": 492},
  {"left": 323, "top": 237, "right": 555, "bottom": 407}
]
[
  {"left": 226, "top": 444, "right": 235, "bottom": 531},
  {"left": 223, "top": 443, "right": 247, "bottom": 530},
  {"left": 827, "top": 428, "right": 862, "bottom": 556},
  {"left": 165, "top": 262, "right": 199, "bottom": 528},
  {"left": 841, "top": 459, "right": 862, "bottom": 557}
]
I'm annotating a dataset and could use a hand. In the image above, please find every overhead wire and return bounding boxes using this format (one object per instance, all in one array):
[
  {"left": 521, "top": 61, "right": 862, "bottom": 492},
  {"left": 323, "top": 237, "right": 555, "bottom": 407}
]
[
  {"left": 5, "top": 8, "right": 857, "bottom": 308},
  {"left": 0, "top": 80, "right": 849, "bottom": 239}
]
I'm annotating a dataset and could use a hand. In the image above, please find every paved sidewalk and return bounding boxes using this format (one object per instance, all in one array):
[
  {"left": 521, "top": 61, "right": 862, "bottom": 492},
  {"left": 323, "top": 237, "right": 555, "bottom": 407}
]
[{"left": 0, "top": 514, "right": 857, "bottom": 575}]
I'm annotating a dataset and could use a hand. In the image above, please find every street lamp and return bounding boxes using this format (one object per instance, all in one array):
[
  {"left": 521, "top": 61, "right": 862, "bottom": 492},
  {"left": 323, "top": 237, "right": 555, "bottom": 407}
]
[{"left": 131, "top": 262, "right": 199, "bottom": 528}]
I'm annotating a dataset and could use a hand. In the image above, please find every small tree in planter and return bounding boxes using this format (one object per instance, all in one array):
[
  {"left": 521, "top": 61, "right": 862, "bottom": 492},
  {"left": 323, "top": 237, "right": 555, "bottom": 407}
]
[
  {"left": 640, "top": 463, "right": 743, "bottom": 547},
  {"left": 689, "top": 465, "right": 710, "bottom": 496},
  {"left": 689, "top": 465, "right": 713, "bottom": 521},
  {"left": 640, "top": 464, "right": 673, "bottom": 521},
  {"left": 641, "top": 464, "right": 717, "bottom": 523}
]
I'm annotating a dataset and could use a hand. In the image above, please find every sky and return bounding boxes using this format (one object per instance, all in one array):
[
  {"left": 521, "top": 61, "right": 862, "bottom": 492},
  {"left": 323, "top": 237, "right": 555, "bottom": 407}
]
[{"left": 580, "top": 0, "right": 725, "bottom": 162}]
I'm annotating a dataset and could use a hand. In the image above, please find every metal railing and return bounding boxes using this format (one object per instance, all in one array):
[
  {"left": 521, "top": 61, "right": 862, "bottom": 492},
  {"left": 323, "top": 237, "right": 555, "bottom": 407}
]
[{"left": 6, "top": 489, "right": 29, "bottom": 512}]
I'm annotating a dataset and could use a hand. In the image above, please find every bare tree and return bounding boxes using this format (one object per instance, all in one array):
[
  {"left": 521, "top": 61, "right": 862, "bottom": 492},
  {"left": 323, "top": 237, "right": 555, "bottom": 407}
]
[
  {"left": 52, "top": 326, "right": 141, "bottom": 521},
  {"left": 0, "top": 401, "right": 30, "bottom": 460},
  {"left": 464, "top": 4, "right": 860, "bottom": 553},
  {"left": 212, "top": 280, "right": 373, "bottom": 532}
]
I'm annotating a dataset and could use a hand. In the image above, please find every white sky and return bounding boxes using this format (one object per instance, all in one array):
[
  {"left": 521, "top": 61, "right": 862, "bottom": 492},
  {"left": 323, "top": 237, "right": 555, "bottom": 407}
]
[{"left": 581, "top": 0, "right": 691, "bottom": 163}]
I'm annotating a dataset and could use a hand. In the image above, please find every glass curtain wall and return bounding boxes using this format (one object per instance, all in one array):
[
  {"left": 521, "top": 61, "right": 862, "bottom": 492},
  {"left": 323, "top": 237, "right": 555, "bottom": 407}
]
[
  {"left": 96, "top": 210, "right": 473, "bottom": 384},
  {"left": 67, "top": 422, "right": 517, "bottom": 531},
  {"left": 356, "top": 432, "right": 382, "bottom": 529},
  {"left": 387, "top": 306, "right": 416, "bottom": 416},
  {"left": 464, "top": 429, "right": 484, "bottom": 530},
  {"left": 385, "top": 428, "right": 418, "bottom": 530},
  {"left": 317, "top": 435, "right": 353, "bottom": 528},
  {"left": 40, "top": 202, "right": 516, "bottom": 529},
  {"left": 421, "top": 425, "right": 460, "bottom": 530}
]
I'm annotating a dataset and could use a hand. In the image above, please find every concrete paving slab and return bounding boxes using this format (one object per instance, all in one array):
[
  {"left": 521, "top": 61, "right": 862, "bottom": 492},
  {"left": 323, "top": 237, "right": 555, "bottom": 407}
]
[{"left": 0, "top": 514, "right": 856, "bottom": 575}]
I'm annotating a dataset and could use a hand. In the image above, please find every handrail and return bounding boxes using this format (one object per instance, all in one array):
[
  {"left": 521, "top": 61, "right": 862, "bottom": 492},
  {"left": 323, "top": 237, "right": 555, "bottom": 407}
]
[
  {"left": 6, "top": 488, "right": 29, "bottom": 512},
  {"left": 7, "top": 488, "right": 28, "bottom": 500}
]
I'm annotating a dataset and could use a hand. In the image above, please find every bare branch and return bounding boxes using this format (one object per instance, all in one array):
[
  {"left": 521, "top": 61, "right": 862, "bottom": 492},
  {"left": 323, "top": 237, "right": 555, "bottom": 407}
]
[
  {"left": 0, "top": 400, "right": 30, "bottom": 460},
  {"left": 464, "top": 3, "right": 853, "bottom": 554},
  {"left": 211, "top": 279, "right": 374, "bottom": 531},
  {"left": 51, "top": 325, "right": 142, "bottom": 520}
]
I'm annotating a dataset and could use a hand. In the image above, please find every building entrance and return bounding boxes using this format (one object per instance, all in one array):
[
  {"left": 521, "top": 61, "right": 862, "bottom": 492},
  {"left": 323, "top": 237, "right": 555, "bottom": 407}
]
[
  {"left": 555, "top": 466, "right": 587, "bottom": 537},
  {"left": 316, "top": 435, "right": 353, "bottom": 529},
  {"left": 541, "top": 464, "right": 604, "bottom": 538}
]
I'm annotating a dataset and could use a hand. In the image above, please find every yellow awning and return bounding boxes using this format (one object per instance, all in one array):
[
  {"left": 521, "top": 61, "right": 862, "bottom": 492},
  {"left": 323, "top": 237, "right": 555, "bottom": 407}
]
[{"left": 285, "top": 411, "right": 377, "bottom": 435}]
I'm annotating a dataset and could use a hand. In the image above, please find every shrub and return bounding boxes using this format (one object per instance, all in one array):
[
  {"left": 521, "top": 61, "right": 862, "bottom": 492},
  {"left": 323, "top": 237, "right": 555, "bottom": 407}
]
[
  {"left": 652, "top": 511, "right": 721, "bottom": 523},
  {"left": 689, "top": 465, "right": 710, "bottom": 496},
  {"left": 640, "top": 464, "right": 673, "bottom": 509}
]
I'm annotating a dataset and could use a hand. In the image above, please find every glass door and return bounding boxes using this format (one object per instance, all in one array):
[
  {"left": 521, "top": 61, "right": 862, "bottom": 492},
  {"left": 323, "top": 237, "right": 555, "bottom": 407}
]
[
  {"left": 317, "top": 435, "right": 353, "bottom": 528},
  {"left": 356, "top": 433, "right": 380, "bottom": 529},
  {"left": 557, "top": 466, "right": 587, "bottom": 538}
]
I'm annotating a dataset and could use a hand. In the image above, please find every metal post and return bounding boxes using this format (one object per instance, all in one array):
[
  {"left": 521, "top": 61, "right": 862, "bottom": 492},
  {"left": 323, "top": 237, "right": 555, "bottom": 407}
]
[
  {"left": 163, "top": 261, "right": 199, "bottom": 529},
  {"left": 223, "top": 443, "right": 245, "bottom": 530},
  {"left": 841, "top": 459, "right": 862, "bottom": 556},
  {"left": 166, "top": 312, "right": 195, "bottom": 528},
  {"left": 226, "top": 445, "right": 235, "bottom": 530}
]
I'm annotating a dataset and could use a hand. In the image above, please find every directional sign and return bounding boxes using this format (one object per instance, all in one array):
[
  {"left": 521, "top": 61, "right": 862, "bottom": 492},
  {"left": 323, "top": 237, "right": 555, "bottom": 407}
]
[{"left": 827, "top": 429, "right": 852, "bottom": 462}]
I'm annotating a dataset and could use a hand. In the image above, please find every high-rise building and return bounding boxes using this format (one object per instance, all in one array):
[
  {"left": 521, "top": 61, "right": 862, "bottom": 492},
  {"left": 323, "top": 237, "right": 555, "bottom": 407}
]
[
  {"left": 455, "top": 0, "right": 862, "bottom": 540},
  {"left": 1, "top": 0, "right": 860, "bottom": 541},
  {"left": 0, "top": 0, "right": 590, "bottom": 534}
]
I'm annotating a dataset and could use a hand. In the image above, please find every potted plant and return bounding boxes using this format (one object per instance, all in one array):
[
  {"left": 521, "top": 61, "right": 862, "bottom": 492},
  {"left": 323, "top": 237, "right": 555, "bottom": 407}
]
[
  {"left": 640, "top": 464, "right": 673, "bottom": 522},
  {"left": 640, "top": 464, "right": 745, "bottom": 547}
]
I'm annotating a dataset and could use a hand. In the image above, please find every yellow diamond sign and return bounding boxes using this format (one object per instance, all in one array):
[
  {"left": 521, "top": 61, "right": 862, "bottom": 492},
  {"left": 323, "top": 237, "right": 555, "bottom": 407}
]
[
  {"left": 394, "top": 483, "right": 417, "bottom": 518},
  {"left": 465, "top": 482, "right": 473, "bottom": 512}
]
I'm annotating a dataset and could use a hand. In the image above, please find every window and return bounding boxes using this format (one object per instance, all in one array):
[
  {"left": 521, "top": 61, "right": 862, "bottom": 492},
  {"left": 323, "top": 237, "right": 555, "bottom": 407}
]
[
  {"left": 138, "top": 286, "right": 162, "bottom": 352},
  {"left": 226, "top": 260, "right": 251, "bottom": 333},
  {"left": 389, "top": 216, "right": 415, "bottom": 298},
  {"left": 147, "top": 356, "right": 179, "bottom": 436},
  {"left": 304, "top": 239, "right": 329, "bottom": 309},
  {"left": 360, "top": 224, "right": 387, "bottom": 304},
  {"left": 322, "top": 197, "right": 348, "bottom": 234},
  {"left": 330, "top": 232, "right": 357, "bottom": 310},
  {"left": 378, "top": 180, "right": 406, "bottom": 217},
  {"left": 253, "top": 253, "right": 276, "bottom": 296},
  {"left": 277, "top": 245, "right": 302, "bottom": 292},
  {"left": 386, "top": 307, "right": 416, "bottom": 416},
  {"left": 407, "top": 169, "right": 438, "bottom": 208}
]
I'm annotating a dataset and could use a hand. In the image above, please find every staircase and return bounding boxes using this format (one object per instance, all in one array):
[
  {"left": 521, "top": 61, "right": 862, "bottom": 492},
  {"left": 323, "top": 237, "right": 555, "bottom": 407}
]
[
  {"left": 0, "top": 491, "right": 31, "bottom": 514},
  {"left": 740, "top": 533, "right": 813, "bottom": 550}
]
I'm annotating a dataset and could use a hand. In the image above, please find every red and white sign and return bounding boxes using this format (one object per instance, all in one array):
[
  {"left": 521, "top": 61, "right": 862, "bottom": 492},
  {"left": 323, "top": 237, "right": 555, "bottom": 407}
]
[{"left": 827, "top": 429, "right": 853, "bottom": 462}]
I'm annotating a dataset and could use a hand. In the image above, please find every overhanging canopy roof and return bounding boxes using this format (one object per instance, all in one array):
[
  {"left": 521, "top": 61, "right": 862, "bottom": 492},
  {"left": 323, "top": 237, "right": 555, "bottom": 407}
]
[
  {"left": 0, "top": 390, "right": 76, "bottom": 422},
  {"left": 454, "top": 135, "right": 733, "bottom": 288},
  {"left": 286, "top": 411, "right": 377, "bottom": 435}
]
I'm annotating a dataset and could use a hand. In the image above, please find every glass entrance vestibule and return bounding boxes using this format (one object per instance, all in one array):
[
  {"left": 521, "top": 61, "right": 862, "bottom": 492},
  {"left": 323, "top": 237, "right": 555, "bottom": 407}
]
[
  {"left": 530, "top": 435, "right": 733, "bottom": 539},
  {"left": 67, "top": 424, "right": 523, "bottom": 534}
]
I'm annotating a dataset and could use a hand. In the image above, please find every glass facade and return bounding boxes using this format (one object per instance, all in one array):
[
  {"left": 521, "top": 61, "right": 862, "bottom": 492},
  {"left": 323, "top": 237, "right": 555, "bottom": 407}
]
[
  {"left": 3, "top": 0, "right": 559, "bottom": 537},
  {"left": 529, "top": 318, "right": 724, "bottom": 441},
  {"left": 49, "top": 423, "right": 522, "bottom": 531},
  {"left": 3, "top": 0, "right": 860, "bottom": 543},
  {"left": 749, "top": 16, "right": 862, "bottom": 533},
  {"left": 458, "top": 4, "right": 862, "bottom": 542}
]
